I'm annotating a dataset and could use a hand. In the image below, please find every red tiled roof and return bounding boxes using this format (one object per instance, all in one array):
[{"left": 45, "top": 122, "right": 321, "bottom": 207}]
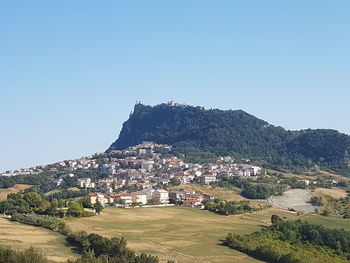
[{"left": 114, "top": 193, "right": 135, "bottom": 197}]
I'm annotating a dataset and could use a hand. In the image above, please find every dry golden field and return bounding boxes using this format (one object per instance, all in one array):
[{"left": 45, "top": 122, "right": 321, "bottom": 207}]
[
  {"left": 314, "top": 188, "right": 348, "bottom": 199},
  {"left": 0, "top": 217, "right": 79, "bottom": 262},
  {"left": 66, "top": 207, "right": 299, "bottom": 263},
  {"left": 0, "top": 204, "right": 348, "bottom": 263},
  {"left": 2, "top": 188, "right": 349, "bottom": 263},
  {"left": 0, "top": 184, "right": 32, "bottom": 201}
]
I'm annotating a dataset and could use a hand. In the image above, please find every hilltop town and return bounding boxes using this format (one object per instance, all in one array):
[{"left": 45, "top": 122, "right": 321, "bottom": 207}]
[{"left": 1, "top": 141, "right": 265, "bottom": 209}]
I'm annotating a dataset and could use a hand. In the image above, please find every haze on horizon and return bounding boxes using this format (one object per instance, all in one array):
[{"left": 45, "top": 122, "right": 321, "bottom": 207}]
[{"left": 0, "top": 1, "right": 349, "bottom": 172}]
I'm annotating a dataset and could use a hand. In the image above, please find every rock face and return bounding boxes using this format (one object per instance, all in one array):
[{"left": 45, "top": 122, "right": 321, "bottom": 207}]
[{"left": 107, "top": 102, "right": 350, "bottom": 171}]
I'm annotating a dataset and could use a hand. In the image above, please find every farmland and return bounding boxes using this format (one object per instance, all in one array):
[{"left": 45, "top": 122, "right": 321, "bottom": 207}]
[
  {"left": 0, "top": 217, "right": 78, "bottom": 262},
  {"left": 1, "top": 204, "right": 350, "bottom": 262},
  {"left": 314, "top": 187, "right": 348, "bottom": 199},
  {"left": 300, "top": 213, "right": 350, "bottom": 230},
  {"left": 65, "top": 206, "right": 301, "bottom": 263}
]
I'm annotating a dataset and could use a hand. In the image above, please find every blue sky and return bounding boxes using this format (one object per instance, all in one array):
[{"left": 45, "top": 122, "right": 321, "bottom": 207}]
[{"left": 0, "top": 1, "right": 349, "bottom": 172}]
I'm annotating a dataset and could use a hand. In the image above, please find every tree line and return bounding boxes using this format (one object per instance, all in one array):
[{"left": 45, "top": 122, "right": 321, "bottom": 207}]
[
  {"left": 224, "top": 215, "right": 350, "bottom": 263},
  {"left": 0, "top": 247, "right": 48, "bottom": 263},
  {"left": 0, "top": 191, "right": 102, "bottom": 217},
  {"left": 66, "top": 231, "right": 169, "bottom": 263},
  {"left": 203, "top": 199, "right": 256, "bottom": 215}
]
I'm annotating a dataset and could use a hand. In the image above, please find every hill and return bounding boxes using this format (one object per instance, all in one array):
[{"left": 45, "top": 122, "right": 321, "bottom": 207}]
[
  {"left": 107, "top": 102, "right": 350, "bottom": 173},
  {"left": 0, "top": 184, "right": 32, "bottom": 201}
]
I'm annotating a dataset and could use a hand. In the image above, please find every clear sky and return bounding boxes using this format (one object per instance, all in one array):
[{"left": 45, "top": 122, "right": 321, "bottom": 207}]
[{"left": 0, "top": 1, "right": 349, "bottom": 172}]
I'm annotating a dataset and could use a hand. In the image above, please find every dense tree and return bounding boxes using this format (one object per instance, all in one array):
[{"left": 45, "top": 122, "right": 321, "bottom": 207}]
[
  {"left": 66, "top": 232, "right": 160, "bottom": 263},
  {"left": 23, "top": 192, "right": 43, "bottom": 208},
  {"left": 94, "top": 201, "right": 104, "bottom": 215},
  {"left": 0, "top": 192, "right": 51, "bottom": 215},
  {"left": 215, "top": 177, "right": 281, "bottom": 199},
  {"left": 50, "top": 190, "right": 89, "bottom": 200},
  {"left": 241, "top": 184, "right": 280, "bottom": 199},
  {"left": 203, "top": 199, "right": 255, "bottom": 215},
  {"left": 271, "top": 215, "right": 284, "bottom": 226},
  {"left": 0, "top": 247, "right": 48, "bottom": 263},
  {"left": 169, "top": 177, "right": 181, "bottom": 186},
  {"left": 11, "top": 213, "right": 67, "bottom": 233},
  {"left": 225, "top": 216, "right": 350, "bottom": 263},
  {"left": 67, "top": 201, "right": 85, "bottom": 217},
  {"left": 80, "top": 196, "right": 93, "bottom": 208}
]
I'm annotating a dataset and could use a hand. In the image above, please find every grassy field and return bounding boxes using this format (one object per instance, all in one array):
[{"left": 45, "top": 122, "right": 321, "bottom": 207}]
[
  {"left": 0, "top": 184, "right": 32, "bottom": 201},
  {"left": 300, "top": 214, "right": 350, "bottom": 230},
  {"left": 267, "top": 169, "right": 316, "bottom": 180},
  {"left": 44, "top": 187, "right": 80, "bottom": 197},
  {"left": 44, "top": 189, "right": 62, "bottom": 196},
  {"left": 1, "top": 204, "right": 349, "bottom": 263},
  {"left": 314, "top": 187, "right": 348, "bottom": 199},
  {"left": 0, "top": 217, "right": 79, "bottom": 262},
  {"left": 66, "top": 207, "right": 301, "bottom": 263},
  {"left": 67, "top": 187, "right": 80, "bottom": 191},
  {"left": 319, "top": 170, "right": 350, "bottom": 182}
]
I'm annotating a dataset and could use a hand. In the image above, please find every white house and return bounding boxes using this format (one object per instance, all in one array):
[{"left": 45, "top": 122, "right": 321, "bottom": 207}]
[
  {"left": 200, "top": 175, "right": 217, "bottom": 185},
  {"left": 134, "top": 192, "right": 147, "bottom": 205},
  {"left": 78, "top": 178, "right": 95, "bottom": 188},
  {"left": 152, "top": 189, "right": 169, "bottom": 204},
  {"left": 141, "top": 161, "right": 154, "bottom": 172}
]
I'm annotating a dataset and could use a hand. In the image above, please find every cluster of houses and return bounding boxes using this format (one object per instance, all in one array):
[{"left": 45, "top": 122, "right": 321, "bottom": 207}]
[
  {"left": 74, "top": 164, "right": 262, "bottom": 200},
  {"left": 0, "top": 141, "right": 262, "bottom": 183},
  {"left": 0, "top": 157, "right": 100, "bottom": 177},
  {"left": 89, "top": 188, "right": 214, "bottom": 208},
  {"left": 0, "top": 168, "right": 40, "bottom": 177},
  {"left": 0, "top": 141, "right": 265, "bottom": 210},
  {"left": 89, "top": 189, "right": 170, "bottom": 207},
  {"left": 63, "top": 159, "right": 99, "bottom": 170},
  {"left": 2, "top": 140, "right": 343, "bottom": 211},
  {"left": 0, "top": 142, "right": 265, "bottom": 205},
  {"left": 87, "top": 141, "right": 263, "bottom": 192},
  {"left": 169, "top": 189, "right": 214, "bottom": 208}
]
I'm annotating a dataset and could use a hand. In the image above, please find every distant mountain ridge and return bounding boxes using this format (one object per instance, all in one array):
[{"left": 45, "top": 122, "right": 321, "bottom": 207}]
[{"left": 107, "top": 102, "right": 350, "bottom": 172}]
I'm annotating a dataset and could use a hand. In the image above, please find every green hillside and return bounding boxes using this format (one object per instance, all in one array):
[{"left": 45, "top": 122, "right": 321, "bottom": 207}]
[{"left": 108, "top": 103, "right": 350, "bottom": 173}]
